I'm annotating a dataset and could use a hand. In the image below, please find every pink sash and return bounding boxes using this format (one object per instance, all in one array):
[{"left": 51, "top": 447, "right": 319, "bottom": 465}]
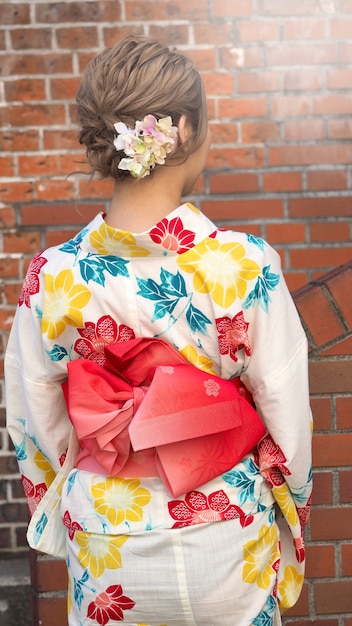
[{"left": 63, "top": 337, "right": 265, "bottom": 497}]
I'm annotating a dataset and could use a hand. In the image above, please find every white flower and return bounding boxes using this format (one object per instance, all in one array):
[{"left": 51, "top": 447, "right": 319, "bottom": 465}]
[{"left": 113, "top": 115, "right": 178, "bottom": 178}]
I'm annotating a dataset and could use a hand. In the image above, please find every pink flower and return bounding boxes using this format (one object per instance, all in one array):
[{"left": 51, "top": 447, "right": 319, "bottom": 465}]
[
  {"left": 87, "top": 585, "right": 135, "bottom": 624},
  {"left": 18, "top": 253, "right": 47, "bottom": 308},
  {"left": 256, "top": 434, "right": 291, "bottom": 487},
  {"left": 216, "top": 311, "right": 251, "bottom": 362},
  {"left": 149, "top": 216, "right": 195, "bottom": 253},
  {"left": 168, "top": 489, "right": 254, "bottom": 528},
  {"left": 74, "top": 316, "right": 135, "bottom": 366}
]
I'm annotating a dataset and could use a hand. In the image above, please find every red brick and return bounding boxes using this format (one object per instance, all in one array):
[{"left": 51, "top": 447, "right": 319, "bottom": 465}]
[
  {"left": 311, "top": 470, "right": 333, "bottom": 504},
  {"left": 45, "top": 229, "right": 81, "bottom": 248},
  {"left": 35, "top": 1, "right": 120, "bottom": 22},
  {"left": 272, "top": 95, "right": 311, "bottom": 117},
  {"left": 241, "top": 121, "right": 279, "bottom": 143},
  {"left": 313, "top": 434, "right": 352, "bottom": 467},
  {"left": 3, "top": 283, "right": 23, "bottom": 306},
  {"left": 289, "top": 196, "right": 352, "bottom": 216},
  {"left": 56, "top": 26, "right": 98, "bottom": 49},
  {"left": 266, "top": 222, "right": 306, "bottom": 244},
  {"left": 258, "top": 0, "right": 321, "bottom": 15},
  {"left": 219, "top": 97, "right": 267, "bottom": 118},
  {"left": 295, "top": 285, "right": 345, "bottom": 346},
  {"left": 224, "top": 223, "right": 262, "bottom": 238},
  {"left": 310, "top": 506, "right": 352, "bottom": 541},
  {"left": 148, "top": 25, "right": 189, "bottom": 46},
  {"left": 0, "top": 155, "right": 14, "bottom": 177},
  {"left": 309, "top": 397, "right": 332, "bottom": 431},
  {"left": 267, "top": 43, "right": 337, "bottom": 66},
  {"left": 320, "top": 336, "right": 352, "bottom": 357},
  {"left": 284, "top": 69, "right": 322, "bottom": 91},
  {"left": 78, "top": 179, "right": 114, "bottom": 200},
  {"left": 331, "top": 17, "right": 352, "bottom": 38},
  {"left": 202, "top": 199, "right": 283, "bottom": 221},
  {"left": 0, "top": 52, "right": 73, "bottom": 76},
  {"left": 326, "top": 265, "right": 352, "bottom": 330},
  {"left": 43, "top": 130, "right": 80, "bottom": 151},
  {"left": 239, "top": 20, "right": 279, "bottom": 41},
  {"left": 305, "top": 544, "right": 335, "bottom": 578},
  {"left": 0, "top": 129, "right": 39, "bottom": 151},
  {"left": 212, "top": 0, "right": 253, "bottom": 16},
  {"left": 219, "top": 46, "right": 264, "bottom": 69},
  {"left": 313, "top": 94, "right": 352, "bottom": 115},
  {"left": 208, "top": 122, "right": 238, "bottom": 144},
  {"left": 283, "top": 621, "right": 338, "bottom": 626},
  {"left": 314, "top": 580, "right": 352, "bottom": 614},
  {"left": 307, "top": 169, "right": 347, "bottom": 190},
  {"left": 327, "top": 68, "right": 352, "bottom": 90},
  {"left": 206, "top": 146, "right": 265, "bottom": 170},
  {"left": 342, "top": 543, "right": 352, "bottom": 576},
  {"left": 3, "top": 104, "right": 66, "bottom": 127},
  {"left": 18, "top": 154, "right": 87, "bottom": 177},
  {"left": 33, "top": 596, "right": 68, "bottom": 626},
  {"left": 339, "top": 41, "right": 352, "bottom": 63},
  {"left": 339, "top": 470, "right": 352, "bottom": 504},
  {"left": 283, "top": 18, "right": 325, "bottom": 39},
  {"left": 103, "top": 25, "right": 144, "bottom": 48},
  {"left": 35, "top": 180, "right": 76, "bottom": 202},
  {"left": 328, "top": 118, "right": 352, "bottom": 140},
  {"left": 30, "top": 552, "right": 68, "bottom": 593},
  {"left": 4, "top": 78, "right": 46, "bottom": 102},
  {"left": 194, "top": 24, "right": 233, "bottom": 45},
  {"left": 10, "top": 28, "right": 52, "bottom": 50},
  {"left": 309, "top": 360, "right": 352, "bottom": 394},
  {"left": 125, "top": 0, "right": 207, "bottom": 20},
  {"left": 50, "top": 77, "right": 81, "bottom": 100},
  {"left": 310, "top": 221, "right": 350, "bottom": 242},
  {"left": 263, "top": 171, "right": 302, "bottom": 192},
  {"left": 336, "top": 396, "right": 352, "bottom": 429},
  {"left": 209, "top": 173, "right": 258, "bottom": 194},
  {"left": 21, "top": 203, "right": 101, "bottom": 226},
  {"left": 202, "top": 72, "right": 234, "bottom": 95},
  {"left": 284, "top": 119, "right": 325, "bottom": 141},
  {"left": 0, "top": 206, "right": 17, "bottom": 228},
  {"left": 3, "top": 231, "right": 41, "bottom": 254},
  {"left": 281, "top": 271, "right": 308, "bottom": 292},
  {"left": 340, "top": 0, "right": 352, "bottom": 11},
  {"left": 181, "top": 47, "right": 216, "bottom": 71},
  {"left": 282, "top": 583, "right": 309, "bottom": 616},
  {"left": 0, "top": 181, "right": 35, "bottom": 203},
  {"left": 1, "top": 3, "right": 30, "bottom": 24}
]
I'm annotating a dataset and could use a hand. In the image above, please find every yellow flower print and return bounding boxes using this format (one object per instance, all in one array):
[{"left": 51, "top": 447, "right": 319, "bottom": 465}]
[
  {"left": 277, "top": 565, "right": 304, "bottom": 609},
  {"left": 90, "top": 223, "right": 150, "bottom": 257},
  {"left": 180, "top": 344, "right": 218, "bottom": 375},
  {"left": 33, "top": 450, "right": 56, "bottom": 487},
  {"left": 74, "top": 532, "right": 128, "bottom": 578},
  {"left": 185, "top": 202, "right": 200, "bottom": 214},
  {"left": 242, "top": 523, "right": 280, "bottom": 590},
  {"left": 176, "top": 238, "right": 261, "bottom": 308},
  {"left": 42, "top": 270, "right": 91, "bottom": 339},
  {"left": 272, "top": 484, "right": 299, "bottom": 527},
  {"left": 91, "top": 477, "right": 152, "bottom": 526}
]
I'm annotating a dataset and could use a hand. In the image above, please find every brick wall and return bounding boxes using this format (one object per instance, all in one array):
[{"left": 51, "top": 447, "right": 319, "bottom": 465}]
[{"left": 0, "top": 0, "right": 351, "bottom": 623}]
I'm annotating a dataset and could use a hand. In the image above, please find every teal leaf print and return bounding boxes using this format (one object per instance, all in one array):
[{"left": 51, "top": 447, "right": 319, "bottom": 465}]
[
  {"left": 252, "top": 595, "right": 277, "bottom": 625},
  {"left": 186, "top": 304, "right": 212, "bottom": 334},
  {"left": 59, "top": 227, "right": 88, "bottom": 255},
  {"left": 33, "top": 513, "right": 48, "bottom": 545},
  {"left": 47, "top": 344, "right": 68, "bottom": 361},
  {"left": 222, "top": 465, "right": 257, "bottom": 506},
  {"left": 137, "top": 269, "right": 211, "bottom": 335},
  {"left": 247, "top": 233, "right": 266, "bottom": 251},
  {"left": 66, "top": 470, "right": 78, "bottom": 496},
  {"left": 73, "top": 569, "right": 90, "bottom": 610},
  {"left": 14, "top": 439, "right": 27, "bottom": 461},
  {"left": 160, "top": 268, "right": 188, "bottom": 298},
  {"left": 79, "top": 254, "right": 129, "bottom": 285},
  {"left": 243, "top": 265, "right": 280, "bottom": 313},
  {"left": 35, "top": 303, "right": 42, "bottom": 319}
]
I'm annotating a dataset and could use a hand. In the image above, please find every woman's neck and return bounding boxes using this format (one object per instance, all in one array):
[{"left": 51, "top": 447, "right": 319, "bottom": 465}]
[{"left": 104, "top": 169, "right": 184, "bottom": 232}]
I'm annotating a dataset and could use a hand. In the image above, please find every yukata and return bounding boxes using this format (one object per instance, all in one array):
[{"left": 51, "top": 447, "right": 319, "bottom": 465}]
[{"left": 5, "top": 202, "right": 313, "bottom": 626}]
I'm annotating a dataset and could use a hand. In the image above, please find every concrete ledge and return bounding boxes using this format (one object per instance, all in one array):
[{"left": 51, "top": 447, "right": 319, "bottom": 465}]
[{"left": 0, "top": 558, "right": 31, "bottom": 626}]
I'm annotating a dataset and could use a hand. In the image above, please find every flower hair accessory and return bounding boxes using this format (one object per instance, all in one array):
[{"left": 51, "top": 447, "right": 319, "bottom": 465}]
[{"left": 113, "top": 115, "right": 178, "bottom": 179}]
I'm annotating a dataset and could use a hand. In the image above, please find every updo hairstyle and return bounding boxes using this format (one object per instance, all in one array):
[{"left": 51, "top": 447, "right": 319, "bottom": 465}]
[{"left": 76, "top": 35, "right": 208, "bottom": 181}]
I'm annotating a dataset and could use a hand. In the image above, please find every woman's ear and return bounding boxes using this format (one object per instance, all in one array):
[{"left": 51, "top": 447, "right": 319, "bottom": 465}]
[{"left": 177, "top": 115, "right": 189, "bottom": 145}]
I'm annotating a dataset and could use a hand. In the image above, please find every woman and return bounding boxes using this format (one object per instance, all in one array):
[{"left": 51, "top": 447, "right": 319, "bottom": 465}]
[{"left": 5, "top": 35, "right": 312, "bottom": 625}]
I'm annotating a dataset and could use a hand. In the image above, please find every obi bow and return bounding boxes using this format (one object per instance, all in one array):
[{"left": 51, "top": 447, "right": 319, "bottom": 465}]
[{"left": 63, "top": 337, "right": 265, "bottom": 497}]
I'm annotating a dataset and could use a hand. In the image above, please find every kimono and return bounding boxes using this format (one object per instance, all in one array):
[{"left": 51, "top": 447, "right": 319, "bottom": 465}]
[{"left": 5, "top": 202, "right": 312, "bottom": 626}]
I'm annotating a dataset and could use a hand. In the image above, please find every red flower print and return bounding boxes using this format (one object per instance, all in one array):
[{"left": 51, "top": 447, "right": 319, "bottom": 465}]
[
  {"left": 18, "top": 253, "right": 47, "bottom": 308},
  {"left": 297, "top": 494, "right": 311, "bottom": 531},
  {"left": 62, "top": 510, "right": 83, "bottom": 540},
  {"left": 256, "top": 434, "right": 291, "bottom": 487},
  {"left": 87, "top": 584, "right": 135, "bottom": 625},
  {"left": 149, "top": 216, "right": 195, "bottom": 253},
  {"left": 168, "top": 489, "right": 254, "bottom": 528},
  {"left": 216, "top": 311, "right": 251, "bottom": 362},
  {"left": 74, "top": 316, "right": 135, "bottom": 366},
  {"left": 294, "top": 536, "right": 306, "bottom": 563},
  {"left": 21, "top": 474, "right": 47, "bottom": 515}
]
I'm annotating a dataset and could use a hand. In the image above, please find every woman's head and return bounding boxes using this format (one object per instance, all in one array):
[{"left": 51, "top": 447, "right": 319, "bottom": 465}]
[{"left": 76, "top": 35, "right": 208, "bottom": 181}]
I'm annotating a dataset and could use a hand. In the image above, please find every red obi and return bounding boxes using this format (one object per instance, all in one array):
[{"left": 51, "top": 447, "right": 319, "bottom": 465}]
[{"left": 63, "top": 337, "right": 265, "bottom": 497}]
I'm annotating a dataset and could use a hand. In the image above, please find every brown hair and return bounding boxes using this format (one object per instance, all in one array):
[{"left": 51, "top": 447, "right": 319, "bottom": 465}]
[{"left": 76, "top": 35, "right": 208, "bottom": 181}]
